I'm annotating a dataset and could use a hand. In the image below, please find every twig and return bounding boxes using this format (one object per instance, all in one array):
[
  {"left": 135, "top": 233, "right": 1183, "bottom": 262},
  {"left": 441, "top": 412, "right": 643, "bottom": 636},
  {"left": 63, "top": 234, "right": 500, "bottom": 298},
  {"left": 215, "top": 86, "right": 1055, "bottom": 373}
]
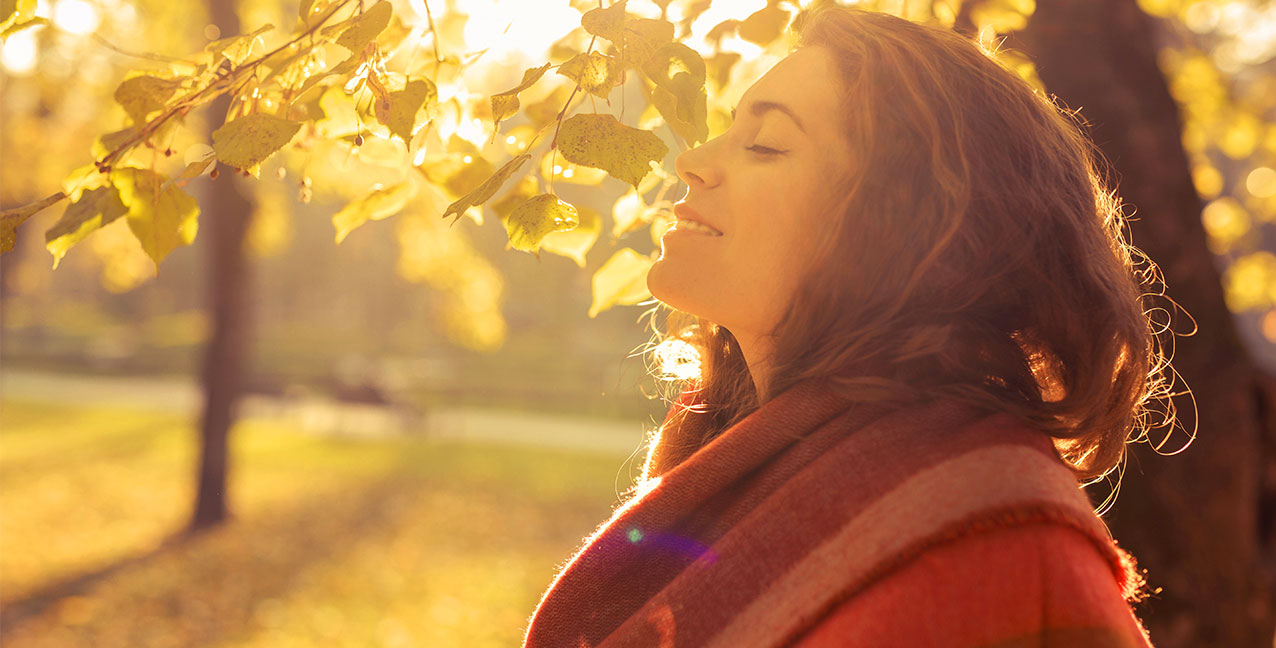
[{"left": 96, "top": 0, "right": 361, "bottom": 171}]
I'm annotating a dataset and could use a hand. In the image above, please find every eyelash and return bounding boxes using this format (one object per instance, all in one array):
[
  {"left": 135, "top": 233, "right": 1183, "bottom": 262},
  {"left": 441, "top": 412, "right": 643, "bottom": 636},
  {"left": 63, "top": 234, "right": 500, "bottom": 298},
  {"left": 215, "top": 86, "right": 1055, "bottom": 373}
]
[{"left": 731, "top": 106, "right": 784, "bottom": 157}]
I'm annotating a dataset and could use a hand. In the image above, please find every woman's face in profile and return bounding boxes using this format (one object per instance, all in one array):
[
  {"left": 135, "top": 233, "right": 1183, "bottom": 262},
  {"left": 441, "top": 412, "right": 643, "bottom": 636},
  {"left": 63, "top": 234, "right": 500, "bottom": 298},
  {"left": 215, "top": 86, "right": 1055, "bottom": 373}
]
[{"left": 648, "top": 45, "right": 851, "bottom": 346}]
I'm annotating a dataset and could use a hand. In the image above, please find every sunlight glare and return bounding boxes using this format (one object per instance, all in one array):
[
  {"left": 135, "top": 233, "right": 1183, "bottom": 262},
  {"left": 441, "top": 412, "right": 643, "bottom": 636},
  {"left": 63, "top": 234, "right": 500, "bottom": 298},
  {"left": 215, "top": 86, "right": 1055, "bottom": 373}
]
[
  {"left": 456, "top": 0, "right": 579, "bottom": 60},
  {"left": 654, "top": 339, "right": 701, "bottom": 382},
  {"left": 682, "top": 0, "right": 767, "bottom": 53},
  {"left": 52, "top": 0, "right": 101, "bottom": 35},
  {"left": 1247, "top": 166, "right": 1276, "bottom": 198},
  {"left": 1, "top": 28, "right": 39, "bottom": 75},
  {"left": 454, "top": 116, "right": 486, "bottom": 148},
  {"left": 1184, "top": 1, "right": 1220, "bottom": 33}
]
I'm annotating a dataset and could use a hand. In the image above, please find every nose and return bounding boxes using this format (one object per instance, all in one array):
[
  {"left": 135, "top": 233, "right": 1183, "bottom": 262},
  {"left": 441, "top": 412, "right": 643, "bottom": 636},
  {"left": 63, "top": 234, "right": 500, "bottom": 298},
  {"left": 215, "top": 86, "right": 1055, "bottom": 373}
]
[{"left": 674, "top": 140, "right": 721, "bottom": 190}]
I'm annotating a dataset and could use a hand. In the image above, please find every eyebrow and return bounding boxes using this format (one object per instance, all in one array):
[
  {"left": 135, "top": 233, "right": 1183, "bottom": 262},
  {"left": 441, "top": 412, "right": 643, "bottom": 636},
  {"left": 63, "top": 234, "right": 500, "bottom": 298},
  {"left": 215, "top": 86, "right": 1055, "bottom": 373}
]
[{"left": 731, "top": 100, "right": 807, "bottom": 134}]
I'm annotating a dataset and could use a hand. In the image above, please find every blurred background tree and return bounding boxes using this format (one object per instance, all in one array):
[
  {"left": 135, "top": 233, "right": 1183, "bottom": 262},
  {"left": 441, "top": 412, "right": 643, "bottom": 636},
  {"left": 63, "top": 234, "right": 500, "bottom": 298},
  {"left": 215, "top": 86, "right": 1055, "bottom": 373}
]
[{"left": 1, "top": 0, "right": 1274, "bottom": 646}]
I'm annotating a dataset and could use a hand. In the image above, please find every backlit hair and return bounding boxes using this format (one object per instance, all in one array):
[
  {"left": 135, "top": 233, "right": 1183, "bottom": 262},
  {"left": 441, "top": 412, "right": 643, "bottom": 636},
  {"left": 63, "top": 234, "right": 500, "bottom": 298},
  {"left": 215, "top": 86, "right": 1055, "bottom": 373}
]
[{"left": 639, "top": 5, "right": 1187, "bottom": 491}]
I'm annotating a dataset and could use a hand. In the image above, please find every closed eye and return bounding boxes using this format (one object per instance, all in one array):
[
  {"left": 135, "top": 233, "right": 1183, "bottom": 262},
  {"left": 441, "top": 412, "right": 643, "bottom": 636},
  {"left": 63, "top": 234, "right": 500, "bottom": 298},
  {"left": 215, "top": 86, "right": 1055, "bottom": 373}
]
[{"left": 747, "top": 145, "right": 784, "bottom": 156}]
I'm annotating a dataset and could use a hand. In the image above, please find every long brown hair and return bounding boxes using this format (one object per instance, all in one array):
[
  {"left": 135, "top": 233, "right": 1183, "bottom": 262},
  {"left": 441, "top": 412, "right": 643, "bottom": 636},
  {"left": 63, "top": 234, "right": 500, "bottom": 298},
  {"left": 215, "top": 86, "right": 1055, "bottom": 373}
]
[{"left": 639, "top": 5, "right": 1187, "bottom": 490}]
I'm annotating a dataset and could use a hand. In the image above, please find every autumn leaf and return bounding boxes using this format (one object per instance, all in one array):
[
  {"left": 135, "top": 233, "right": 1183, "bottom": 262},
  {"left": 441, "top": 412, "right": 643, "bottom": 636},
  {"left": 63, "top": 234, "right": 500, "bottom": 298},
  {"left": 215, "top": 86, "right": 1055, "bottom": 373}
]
[
  {"left": 45, "top": 186, "right": 128, "bottom": 268},
  {"left": 557, "top": 52, "right": 620, "bottom": 99},
  {"left": 333, "top": 182, "right": 417, "bottom": 244},
  {"left": 442, "top": 153, "right": 532, "bottom": 224},
  {"left": 177, "top": 143, "right": 216, "bottom": 179},
  {"left": 0, "top": 191, "right": 66, "bottom": 254},
  {"left": 643, "top": 42, "right": 709, "bottom": 146},
  {"left": 112, "top": 167, "right": 199, "bottom": 267},
  {"left": 299, "top": 0, "right": 333, "bottom": 25},
  {"left": 589, "top": 248, "right": 654, "bottom": 317},
  {"left": 489, "top": 63, "right": 552, "bottom": 143},
  {"left": 623, "top": 17, "right": 676, "bottom": 68},
  {"left": 581, "top": 0, "right": 627, "bottom": 44},
  {"left": 329, "top": 0, "right": 392, "bottom": 52},
  {"left": 556, "top": 113, "right": 668, "bottom": 189},
  {"left": 505, "top": 193, "right": 579, "bottom": 256},
  {"left": 114, "top": 75, "right": 183, "bottom": 125},
  {"left": 705, "top": 52, "right": 742, "bottom": 90},
  {"left": 212, "top": 113, "right": 302, "bottom": 176},
  {"left": 737, "top": 2, "right": 791, "bottom": 46},
  {"left": 0, "top": 15, "right": 45, "bottom": 39},
  {"left": 375, "top": 78, "right": 436, "bottom": 142},
  {"left": 491, "top": 175, "right": 538, "bottom": 224},
  {"left": 542, "top": 205, "right": 600, "bottom": 267},
  {"left": 651, "top": 83, "right": 708, "bottom": 148},
  {"left": 92, "top": 126, "right": 139, "bottom": 160},
  {"left": 206, "top": 24, "right": 275, "bottom": 66},
  {"left": 611, "top": 188, "right": 665, "bottom": 238},
  {"left": 0, "top": 0, "right": 36, "bottom": 33}
]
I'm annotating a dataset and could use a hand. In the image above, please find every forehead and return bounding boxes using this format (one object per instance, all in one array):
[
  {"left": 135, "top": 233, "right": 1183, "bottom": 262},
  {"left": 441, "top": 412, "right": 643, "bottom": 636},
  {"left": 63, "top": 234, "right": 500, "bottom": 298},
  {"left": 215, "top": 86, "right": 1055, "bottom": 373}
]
[
  {"left": 743, "top": 47, "right": 849, "bottom": 160},
  {"left": 743, "top": 46, "right": 844, "bottom": 121}
]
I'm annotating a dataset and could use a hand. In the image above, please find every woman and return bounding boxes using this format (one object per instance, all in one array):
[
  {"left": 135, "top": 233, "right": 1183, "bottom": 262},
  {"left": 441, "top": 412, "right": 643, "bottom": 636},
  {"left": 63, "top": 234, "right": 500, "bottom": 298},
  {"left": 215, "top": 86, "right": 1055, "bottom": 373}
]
[{"left": 524, "top": 5, "right": 1181, "bottom": 647}]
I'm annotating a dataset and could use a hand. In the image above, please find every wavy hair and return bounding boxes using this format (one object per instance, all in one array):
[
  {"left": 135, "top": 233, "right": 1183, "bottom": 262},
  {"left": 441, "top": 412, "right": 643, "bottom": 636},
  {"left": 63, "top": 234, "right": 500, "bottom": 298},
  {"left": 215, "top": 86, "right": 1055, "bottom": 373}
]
[{"left": 639, "top": 5, "right": 1185, "bottom": 491}]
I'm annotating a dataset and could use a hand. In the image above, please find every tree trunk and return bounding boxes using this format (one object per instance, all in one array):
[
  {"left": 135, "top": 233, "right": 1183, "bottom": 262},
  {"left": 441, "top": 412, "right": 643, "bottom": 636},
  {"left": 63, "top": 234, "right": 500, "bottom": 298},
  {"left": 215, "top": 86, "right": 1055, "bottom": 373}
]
[
  {"left": 999, "top": 1, "right": 1275, "bottom": 645},
  {"left": 189, "top": 0, "right": 254, "bottom": 533}
]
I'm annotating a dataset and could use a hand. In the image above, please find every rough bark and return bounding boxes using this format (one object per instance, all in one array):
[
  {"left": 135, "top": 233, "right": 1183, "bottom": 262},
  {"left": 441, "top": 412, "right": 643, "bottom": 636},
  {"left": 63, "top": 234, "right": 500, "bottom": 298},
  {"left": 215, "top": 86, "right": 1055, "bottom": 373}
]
[
  {"left": 984, "top": 1, "right": 1276, "bottom": 645},
  {"left": 189, "top": 0, "right": 254, "bottom": 533}
]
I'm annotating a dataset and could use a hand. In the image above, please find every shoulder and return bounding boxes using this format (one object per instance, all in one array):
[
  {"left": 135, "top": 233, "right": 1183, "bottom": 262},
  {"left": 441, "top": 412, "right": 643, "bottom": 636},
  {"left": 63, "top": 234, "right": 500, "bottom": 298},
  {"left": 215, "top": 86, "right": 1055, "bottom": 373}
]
[{"left": 792, "top": 523, "right": 1154, "bottom": 647}]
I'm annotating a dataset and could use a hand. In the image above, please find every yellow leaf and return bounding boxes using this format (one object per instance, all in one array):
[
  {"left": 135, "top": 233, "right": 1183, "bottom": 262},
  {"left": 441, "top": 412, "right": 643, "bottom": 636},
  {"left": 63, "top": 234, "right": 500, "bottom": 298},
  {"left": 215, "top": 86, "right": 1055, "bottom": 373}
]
[
  {"left": 543, "top": 205, "right": 600, "bottom": 267},
  {"left": 375, "top": 78, "right": 436, "bottom": 142},
  {"left": 556, "top": 113, "right": 668, "bottom": 189},
  {"left": 491, "top": 175, "right": 538, "bottom": 224},
  {"left": 45, "top": 186, "right": 128, "bottom": 268},
  {"left": 442, "top": 153, "right": 532, "bottom": 224},
  {"left": 113, "top": 168, "right": 199, "bottom": 267},
  {"left": 557, "top": 52, "right": 620, "bottom": 99},
  {"left": 0, "top": 16, "right": 46, "bottom": 40},
  {"left": 332, "top": 1, "right": 392, "bottom": 52},
  {"left": 589, "top": 247, "right": 654, "bottom": 317},
  {"left": 489, "top": 62, "right": 552, "bottom": 142},
  {"left": 299, "top": 0, "right": 333, "bottom": 24},
  {"left": 179, "top": 143, "right": 216, "bottom": 179},
  {"left": 61, "top": 164, "right": 108, "bottom": 202},
  {"left": 611, "top": 188, "right": 645, "bottom": 237},
  {"left": 333, "top": 182, "right": 417, "bottom": 244},
  {"left": 0, "top": 191, "right": 67, "bottom": 254},
  {"left": 212, "top": 113, "right": 302, "bottom": 176},
  {"left": 650, "top": 81, "right": 708, "bottom": 148},
  {"left": 581, "top": 0, "right": 627, "bottom": 44},
  {"left": 0, "top": 0, "right": 36, "bottom": 33},
  {"left": 737, "top": 4, "right": 790, "bottom": 46},
  {"left": 623, "top": 18, "right": 675, "bottom": 67},
  {"left": 206, "top": 24, "right": 274, "bottom": 66},
  {"left": 113, "top": 75, "right": 182, "bottom": 125},
  {"left": 92, "top": 126, "right": 139, "bottom": 161},
  {"left": 505, "top": 193, "right": 579, "bottom": 256},
  {"left": 704, "top": 51, "right": 741, "bottom": 91},
  {"left": 525, "top": 85, "right": 573, "bottom": 129}
]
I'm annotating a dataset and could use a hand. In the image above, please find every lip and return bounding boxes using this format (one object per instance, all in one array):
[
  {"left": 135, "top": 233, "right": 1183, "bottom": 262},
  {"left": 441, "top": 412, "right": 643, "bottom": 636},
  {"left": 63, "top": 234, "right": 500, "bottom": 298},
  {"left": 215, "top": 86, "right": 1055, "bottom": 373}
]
[{"left": 672, "top": 203, "right": 724, "bottom": 235}]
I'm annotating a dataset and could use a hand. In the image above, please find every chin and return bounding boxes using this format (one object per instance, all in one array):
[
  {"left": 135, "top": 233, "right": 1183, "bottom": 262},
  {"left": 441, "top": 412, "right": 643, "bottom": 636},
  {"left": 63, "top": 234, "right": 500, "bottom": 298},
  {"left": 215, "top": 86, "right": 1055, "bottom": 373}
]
[{"left": 647, "top": 257, "right": 707, "bottom": 319}]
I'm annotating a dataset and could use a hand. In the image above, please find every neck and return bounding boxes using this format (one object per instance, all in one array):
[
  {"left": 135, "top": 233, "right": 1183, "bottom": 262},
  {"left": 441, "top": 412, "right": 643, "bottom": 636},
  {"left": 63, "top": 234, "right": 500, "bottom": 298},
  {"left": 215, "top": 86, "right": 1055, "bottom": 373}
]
[{"left": 733, "top": 330, "right": 775, "bottom": 403}]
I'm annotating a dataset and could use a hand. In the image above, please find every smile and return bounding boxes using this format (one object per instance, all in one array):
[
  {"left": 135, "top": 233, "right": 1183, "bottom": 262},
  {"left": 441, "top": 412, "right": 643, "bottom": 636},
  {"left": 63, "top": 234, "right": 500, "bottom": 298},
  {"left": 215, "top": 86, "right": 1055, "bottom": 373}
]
[{"left": 673, "top": 219, "right": 724, "bottom": 236}]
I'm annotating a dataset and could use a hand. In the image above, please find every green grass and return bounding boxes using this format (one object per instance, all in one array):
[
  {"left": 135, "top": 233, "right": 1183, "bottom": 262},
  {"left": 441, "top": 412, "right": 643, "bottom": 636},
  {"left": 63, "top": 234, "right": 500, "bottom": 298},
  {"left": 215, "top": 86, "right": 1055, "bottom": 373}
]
[{"left": 0, "top": 399, "right": 640, "bottom": 647}]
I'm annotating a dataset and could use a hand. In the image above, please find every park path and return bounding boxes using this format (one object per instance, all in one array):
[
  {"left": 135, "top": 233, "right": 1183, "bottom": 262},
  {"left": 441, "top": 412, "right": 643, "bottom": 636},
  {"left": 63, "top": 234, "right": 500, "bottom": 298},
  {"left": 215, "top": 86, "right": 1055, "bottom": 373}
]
[{"left": 0, "top": 369, "right": 653, "bottom": 457}]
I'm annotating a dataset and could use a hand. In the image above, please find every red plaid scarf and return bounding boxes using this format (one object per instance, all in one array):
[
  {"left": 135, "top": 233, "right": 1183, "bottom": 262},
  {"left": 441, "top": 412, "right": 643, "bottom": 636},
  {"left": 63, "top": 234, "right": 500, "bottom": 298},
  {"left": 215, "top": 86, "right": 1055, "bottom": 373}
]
[{"left": 523, "top": 377, "right": 1141, "bottom": 647}]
